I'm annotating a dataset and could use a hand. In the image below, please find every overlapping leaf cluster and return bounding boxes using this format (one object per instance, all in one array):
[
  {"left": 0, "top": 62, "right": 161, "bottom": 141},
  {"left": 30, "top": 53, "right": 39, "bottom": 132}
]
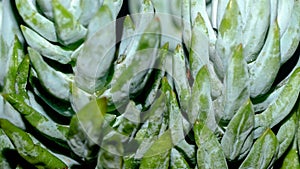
[{"left": 0, "top": 0, "right": 300, "bottom": 168}]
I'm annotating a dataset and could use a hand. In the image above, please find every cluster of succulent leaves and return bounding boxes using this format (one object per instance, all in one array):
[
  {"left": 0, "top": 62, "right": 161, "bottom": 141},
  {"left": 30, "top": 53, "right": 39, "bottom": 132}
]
[{"left": 0, "top": 0, "right": 300, "bottom": 168}]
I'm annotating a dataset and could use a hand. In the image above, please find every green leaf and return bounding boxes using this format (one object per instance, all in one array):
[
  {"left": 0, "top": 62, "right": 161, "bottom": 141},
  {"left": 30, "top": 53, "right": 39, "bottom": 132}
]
[
  {"left": 113, "top": 101, "right": 141, "bottom": 137},
  {"left": 175, "top": 140, "right": 196, "bottom": 166},
  {"left": 67, "top": 98, "right": 106, "bottom": 160},
  {"left": 277, "top": 0, "right": 294, "bottom": 36},
  {"left": 117, "top": 15, "right": 136, "bottom": 63},
  {"left": 123, "top": 154, "right": 139, "bottom": 169},
  {"left": 87, "top": 5, "right": 113, "bottom": 38},
  {"left": 182, "top": 0, "right": 191, "bottom": 49},
  {"left": 249, "top": 21, "right": 280, "bottom": 97},
  {"left": 276, "top": 111, "right": 297, "bottom": 159},
  {"left": 170, "top": 148, "right": 191, "bottom": 169},
  {"left": 108, "top": 17, "right": 161, "bottom": 109},
  {"left": 28, "top": 47, "right": 71, "bottom": 102},
  {"left": 78, "top": 0, "right": 102, "bottom": 25},
  {"left": 1, "top": 0, "right": 24, "bottom": 46},
  {"left": 190, "top": 13, "right": 209, "bottom": 80},
  {"left": 135, "top": 0, "right": 155, "bottom": 32},
  {"left": 3, "top": 36, "right": 24, "bottom": 94},
  {"left": 280, "top": 1, "right": 300, "bottom": 64},
  {"left": 3, "top": 93, "right": 69, "bottom": 143},
  {"left": 96, "top": 130, "right": 124, "bottom": 169},
  {"left": 173, "top": 44, "right": 191, "bottom": 113},
  {"left": 167, "top": 89, "right": 185, "bottom": 145},
  {"left": 190, "top": 0, "right": 208, "bottom": 26},
  {"left": 0, "top": 119, "right": 67, "bottom": 169},
  {"left": 75, "top": 5, "right": 115, "bottom": 93},
  {"left": 142, "top": 43, "right": 169, "bottom": 109},
  {"left": 216, "top": 0, "right": 242, "bottom": 76},
  {"left": 139, "top": 130, "right": 172, "bottom": 169},
  {"left": 242, "top": 0, "right": 270, "bottom": 62},
  {"left": 0, "top": 95, "right": 25, "bottom": 130},
  {"left": 194, "top": 121, "right": 228, "bottom": 169},
  {"left": 135, "top": 94, "right": 165, "bottom": 139},
  {"left": 103, "top": 0, "right": 123, "bottom": 19},
  {"left": 15, "top": 55, "right": 30, "bottom": 101},
  {"left": 29, "top": 68, "right": 75, "bottom": 117},
  {"left": 15, "top": 0, "right": 57, "bottom": 42},
  {"left": 70, "top": 82, "right": 93, "bottom": 112},
  {"left": 21, "top": 25, "right": 72, "bottom": 64},
  {"left": 280, "top": 143, "right": 300, "bottom": 169},
  {"left": 52, "top": 0, "right": 87, "bottom": 45},
  {"left": 253, "top": 84, "right": 284, "bottom": 112},
  {"left": 35, "top": 0, "right": 54, "bottom": 19},
  {"left": 221, "top": 44, "right": 249, "bottom": 124},
  {"left": 221, "top": 99, "right": 254, "bottom": 161},
  {"left": 239, "top": 129, "right": 278, "bottom": 169},
  {"left": 0, "top": 129, "right": 14, "bottom": 169},
  {"left": 254, "top": 67, "right": 300, "bottom": 138},
  {"left": 189, "top": 66, "right": 212, "bottom": 127}
]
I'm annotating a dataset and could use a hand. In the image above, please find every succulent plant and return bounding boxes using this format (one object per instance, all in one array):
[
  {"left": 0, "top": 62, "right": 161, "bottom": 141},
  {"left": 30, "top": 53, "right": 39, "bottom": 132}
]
[{"left": 0, "top": 0, "right": 300, "bottom": 168}]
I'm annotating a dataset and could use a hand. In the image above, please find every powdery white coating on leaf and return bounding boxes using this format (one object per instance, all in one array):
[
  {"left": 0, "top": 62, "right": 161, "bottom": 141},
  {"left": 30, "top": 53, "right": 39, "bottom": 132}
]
[
  {"left": 280, "top": 1, "right": 300, "bottom": 64},
  {"left": 12, "top": 133, "right": 39, "bottom": 158},
  {"left": 253, "top": 86, "right": 284, "bottom": 112},
  {"left": 75, "top": 6, "right": 115, "bottom": 93},
  {"left": 276, "top": 111, "right": 297, "bottom": 159},
  {"left": 221, "top": 99, "right": 254, "bottom": 161},
  {"left": 222, "top": 45, "right": 249, "bottom": 124},
  {"left": 239, "top": 129, "right": 278, "bottom": 169},
  {"left": 21, "top": 25, "right": 72, "bottom": 64},
  {"left": 182, "top": 0, "right": 192, "bottom": 50},
  {"left": 242, "top": 0, "right": 270, "bottom": 62},
  {"left": 195, "top": 122, "right": 228, "bottom": 169},
  {"left": 0, "top": 97, "right": 26, "bottom": 129},
  {"left": 15, "top": 0, "right": 57, "bottom": 42},
  {"left": 190, "top": 14, "right": 210, "bottom": 80},
  {"left": 254, "top": 68, "right": 300, "bottom": 138},
  {"left": 189, "top": 66, "right": 213, "bottom": 128},
  {"left": 28, "top": 48, "right": 71, "bottom": 102},
  {"left": 170, "top": 148, "right": 191, "bottom": 168},
  {"left": 277, "top": 0, "right": 294, "bottom": 36},
  {"left": 78, "top": 0, "right": 101, "bottom": 25},
  {"left": 36, "top": 120, "right": 66, "bottom": 140},
  {"left": 52, "top": 0, "right": 87, "bottom": 45},
  {"left": 173, "top": 44, "right": 191, "bottom": 113},
  {"left": 70, "top": 82, "right": 93, "bottom": 113},
  {"left": 216, "top": 0, "right": 243, "bottom": 78},
  {"left": 249, "top": 22, "right": 280, "bottom": 98}
]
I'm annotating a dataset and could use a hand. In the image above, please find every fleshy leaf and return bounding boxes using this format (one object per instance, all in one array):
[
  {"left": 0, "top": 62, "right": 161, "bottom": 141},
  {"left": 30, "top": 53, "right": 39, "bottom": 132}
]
[
  {"left": 28, "top": 47, "right": 71, "bottom": 102},
  {"left": 67, "top": 98, "right": 106, "bottom": 160},
  {"left": 15, "top": 0, "right": 57, "bottom": 42},
  {"left": 221, "top": 99, "right": 254, "bottom": 161},
  {"left": 0, "top": 119, "right": 67, "bottom": 168},
  {"left": 221, "top": 44, "right": 249, "bottom": 124},
  {"left": 276, "top": 111, "right": 297, "bottom": 159},
  {"left": 21, "top": 25, "right": 72, "bottom": 64},
  {"left": 52, "top": 0, "right": 87, "bottom": 45},
  {"left": 239, "top": 129, "right": 278, "bottom": 169},
  {"left": 254, "top": 67, "right": 300, "bottom": 138},
  {"left": 194, "top": 121, "right": 228, "bottom": 169},
  {"left": 249, "top": 22, "right": 280, "bottom": 98},
  {"left": 242, "top": 0, "right": 270, "bottom": 62}
]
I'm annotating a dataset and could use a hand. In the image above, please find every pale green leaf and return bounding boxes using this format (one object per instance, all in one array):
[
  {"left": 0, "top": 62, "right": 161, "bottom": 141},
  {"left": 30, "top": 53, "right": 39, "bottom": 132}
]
[
  {"left": 16, "top": 0, "right": 57, "bottom": 42},
  {"left": 239, "top": 129, "right": 278, "bottom": 169},
  {"left": 249, "top": 22, "right": 280, "bottom": 98},
  {"left": 221, "top": 99, "right": 254, "bottom": 161},
  {"left": 21, "top": 25, "right": 72, "bottom": 64},
  {"left": 254, "top": 67, "right": 300, "bottom": 138}
]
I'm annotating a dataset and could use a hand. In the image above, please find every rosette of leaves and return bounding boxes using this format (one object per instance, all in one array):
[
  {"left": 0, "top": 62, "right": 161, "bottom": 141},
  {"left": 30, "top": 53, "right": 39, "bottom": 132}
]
[{"left": 0, "top": 0, "right": 299, "bottom": 168}]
